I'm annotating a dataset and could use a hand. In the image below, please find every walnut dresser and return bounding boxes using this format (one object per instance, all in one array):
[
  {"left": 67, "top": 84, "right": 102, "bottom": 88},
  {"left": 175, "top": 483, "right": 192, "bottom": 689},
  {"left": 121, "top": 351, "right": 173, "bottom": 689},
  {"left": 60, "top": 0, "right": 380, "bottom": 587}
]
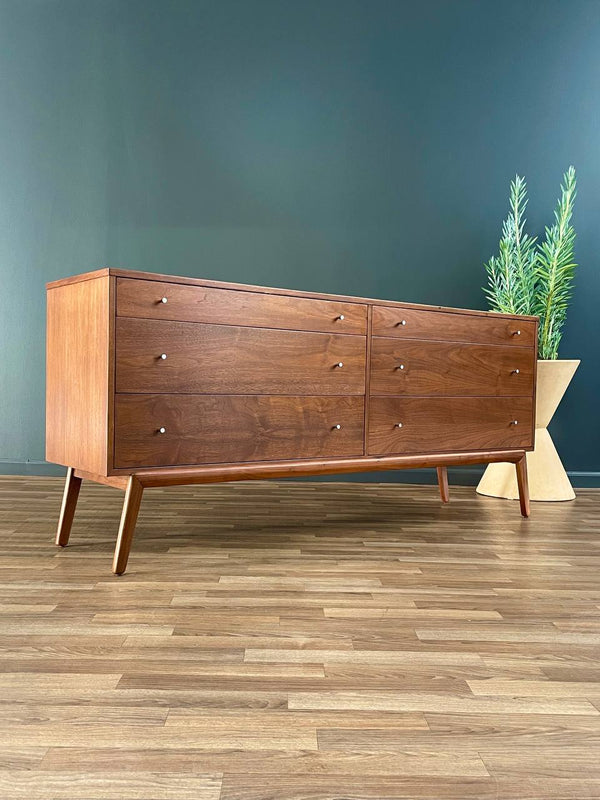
[{"left": 46, "top": 268, "right": 537, "bottom": 574}]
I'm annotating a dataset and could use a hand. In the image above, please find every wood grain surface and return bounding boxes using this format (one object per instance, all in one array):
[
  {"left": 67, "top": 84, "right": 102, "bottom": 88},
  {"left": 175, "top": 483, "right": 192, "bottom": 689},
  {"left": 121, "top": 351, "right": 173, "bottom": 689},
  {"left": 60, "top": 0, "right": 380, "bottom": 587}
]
[
  {"left": 115, "top": 318, "right": 366, "bottom": 396},
  {"left": 106, "top": 449, "right": 527, "bottom": 487},
  {"left": 114, "top": 395, "right": 365, "bottom": 468},
  {"left": 369, "top": 396, "right": 533, "bottom": 455},
  {"left": 46, "top": 275, "right": 113, "bottom": 475},
  {"left": 47, "top": 268, "right": 538, "bottom": 322},
  {"left": 372, "top": 305, "right": 537, "bottom": 347},
  {"left": 370, "top": 338, "right": 535, "bottom": 396},
  {"left": 1, "top": 476, "right": 598, "bottom": 798},
  {"left": 117, "top": 277, "right": 368, "bottom": 335}
]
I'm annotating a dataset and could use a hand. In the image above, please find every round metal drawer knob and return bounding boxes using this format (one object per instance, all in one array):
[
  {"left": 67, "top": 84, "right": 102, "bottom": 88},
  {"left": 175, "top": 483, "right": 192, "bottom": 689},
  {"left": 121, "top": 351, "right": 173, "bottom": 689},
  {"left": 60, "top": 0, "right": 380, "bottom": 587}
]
[
  {"left": 333, "top": 424, "right": 342, "bottom": 430},
  {"left": 160, "top": 297, "right": 168, "bottom": 304},
  {"left": 513, "top": 329, "right": 521, "bottom": 336},
  {"left": 158, "top": 427, "right": 166, "bottom": 434},
  {"left": 335, "top": 362, "right": 344, "bottom": 368},
  {"left": 160, "top": 353, "right": 167, "bottom": 360},
  {"left": 395, "top": 422, "right": 403, "bottom": 428},
  {"left": 512, "top": 368, "right": 520, "bottom": 374},
  {"left": 399, "top": 319, "right": 407, "bottom": 326},
  {"left": 510, "top": 420, "right": 518, "bottom": 425},
  {"left": 338, "top": 314, "right": 345, "bottom": 321},
  {"left": 397, "top": 364, "right": 405, "bottom": 370}
]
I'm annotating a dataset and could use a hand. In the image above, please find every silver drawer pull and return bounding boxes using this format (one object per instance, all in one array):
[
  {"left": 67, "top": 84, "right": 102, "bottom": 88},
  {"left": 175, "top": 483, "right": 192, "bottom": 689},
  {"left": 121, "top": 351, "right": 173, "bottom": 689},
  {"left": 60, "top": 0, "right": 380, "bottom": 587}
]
[
  {"left": 160, "top": 353, "right": 167, "bottom": 360},
  {"left": 333, "top": 423, "right": 342, "bottom": 430},
  {"left": 510, "top": 420, "right": 518, "bottom": 425},
  {"left": 512, "top": 368, "right": 520, "bottom": 374},
  {"left": 512, "top": 329, "right": 521, "bottom": 336},
  {"left": 396, "top": 363, "right": 405, "bottom": 370},
  {"left": 335, "top": 362, "right": 344, "bottom": 368},
  {"left": 160, "top": 297, "right": 168, "bottom": 304},
  {"left": 158, "top": 427, "right": 166, "bottom": 434},
  {"left": 337, "top": 314, "right": 345, "bottom": 321},
  {"left": 397, "top": 319, "right": 407, "bottom": 326},
  {"left": 395, "top": 422, "right": 403, "bottom": 428}
]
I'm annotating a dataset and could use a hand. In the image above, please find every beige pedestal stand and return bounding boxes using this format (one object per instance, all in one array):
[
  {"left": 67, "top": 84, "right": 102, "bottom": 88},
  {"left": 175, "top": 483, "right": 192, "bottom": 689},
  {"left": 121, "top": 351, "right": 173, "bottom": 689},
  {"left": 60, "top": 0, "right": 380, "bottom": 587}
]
[{"left": 477, "top": 359, "right": 580, "bottom": 502}]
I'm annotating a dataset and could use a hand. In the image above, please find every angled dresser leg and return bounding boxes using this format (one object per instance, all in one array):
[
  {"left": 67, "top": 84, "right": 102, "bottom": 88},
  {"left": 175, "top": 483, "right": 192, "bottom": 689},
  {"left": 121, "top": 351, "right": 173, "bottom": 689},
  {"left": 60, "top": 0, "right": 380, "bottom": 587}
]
[
  {"left": 112, "top": 476, "right": 144, "bottom": 575},
  {"left": 515, "top": 455, "right": 530, "bottom": 518},
  {"left": 436, "top": 466, "right": 450, "bottom": 504},
  {"left": 55, "top": 467, "right": 83, "bottom": 546}
]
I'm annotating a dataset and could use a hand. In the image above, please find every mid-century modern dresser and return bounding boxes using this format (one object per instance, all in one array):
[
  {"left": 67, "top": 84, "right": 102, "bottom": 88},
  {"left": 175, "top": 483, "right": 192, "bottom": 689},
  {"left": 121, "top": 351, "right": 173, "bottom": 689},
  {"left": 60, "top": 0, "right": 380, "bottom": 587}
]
[{"left": 47, "top": 268, "right": 537, "bottom": 574}]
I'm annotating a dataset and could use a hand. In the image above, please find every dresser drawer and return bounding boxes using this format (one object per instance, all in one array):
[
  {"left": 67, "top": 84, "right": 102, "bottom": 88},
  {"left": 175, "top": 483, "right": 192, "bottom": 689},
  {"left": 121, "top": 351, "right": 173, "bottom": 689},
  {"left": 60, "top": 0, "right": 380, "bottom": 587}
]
[
  {"left": 116, "top": 318, "right": 366, "bottom": 395},
  {"left": 117, "top": 278, "right": 367, "bottom": 335},
  {"left": 368, "top": 397, "right": 533, "bottom": 455},
  {"left": 370, "top": 339, "right": 535, "bottom": 396},
  {"left": 372, "top": 305, "right": 536, "bottom": 347},
  {"left": 115, "top": 394, "right": 364, "bottom": 468}
]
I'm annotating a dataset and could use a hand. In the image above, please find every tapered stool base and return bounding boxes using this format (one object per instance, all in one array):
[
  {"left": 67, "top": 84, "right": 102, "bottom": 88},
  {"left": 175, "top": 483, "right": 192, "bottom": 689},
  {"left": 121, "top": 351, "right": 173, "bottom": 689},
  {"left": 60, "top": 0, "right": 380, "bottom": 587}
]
[{"left": 477, "top": 359, "right": 579, "bottom": 503}]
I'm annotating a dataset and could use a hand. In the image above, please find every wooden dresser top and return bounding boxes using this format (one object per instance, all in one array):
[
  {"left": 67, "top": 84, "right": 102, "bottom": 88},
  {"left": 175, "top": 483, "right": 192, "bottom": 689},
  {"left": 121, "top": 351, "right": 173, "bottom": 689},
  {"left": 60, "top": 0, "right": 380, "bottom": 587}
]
[{"left": 46, "top": 267, "right": 538, "bottom": 322}]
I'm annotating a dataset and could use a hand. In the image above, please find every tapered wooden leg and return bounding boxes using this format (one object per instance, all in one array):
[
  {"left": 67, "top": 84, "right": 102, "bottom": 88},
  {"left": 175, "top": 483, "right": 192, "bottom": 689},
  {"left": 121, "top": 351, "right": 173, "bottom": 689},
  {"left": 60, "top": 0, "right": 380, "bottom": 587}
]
[
  {"left": 515, "top": 455, "right": 530, "bottom": 518},
  {"left": 55, "top": 467, "right": 82, "bottom": 546},
  {"left": 112, "top": 476, "right": 144, "bottom": 575},
  {"left": 436, "top": 466, "right": 449, "bottom": 504}
]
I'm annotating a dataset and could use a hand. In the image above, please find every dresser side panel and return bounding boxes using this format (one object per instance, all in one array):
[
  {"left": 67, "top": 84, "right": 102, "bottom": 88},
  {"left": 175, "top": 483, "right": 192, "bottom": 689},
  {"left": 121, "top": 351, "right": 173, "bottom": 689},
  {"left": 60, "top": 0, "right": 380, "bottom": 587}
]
[{"left": 46, "top": 276, "right": 112, "bottom": 476}]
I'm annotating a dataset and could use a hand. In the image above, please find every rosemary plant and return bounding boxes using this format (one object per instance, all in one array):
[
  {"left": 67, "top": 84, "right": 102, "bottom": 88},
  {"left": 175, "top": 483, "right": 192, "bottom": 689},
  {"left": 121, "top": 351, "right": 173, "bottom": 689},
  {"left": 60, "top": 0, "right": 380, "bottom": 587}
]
[
  {"left": 484, "top": 175, "right": 537, "bottom": 316},
  {"left": 534, "top": 167, "right": 577, "bottom": 359},
  {"left": 484, "top": 167, "right": 577, "bottom": 359}
]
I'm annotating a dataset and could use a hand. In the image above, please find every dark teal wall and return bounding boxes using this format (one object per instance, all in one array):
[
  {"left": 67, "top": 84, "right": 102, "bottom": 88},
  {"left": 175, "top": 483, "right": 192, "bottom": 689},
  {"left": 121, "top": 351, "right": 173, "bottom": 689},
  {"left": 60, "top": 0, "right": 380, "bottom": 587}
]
[{"left": 1, "top": 0, "right": 598, "bottom": 481}]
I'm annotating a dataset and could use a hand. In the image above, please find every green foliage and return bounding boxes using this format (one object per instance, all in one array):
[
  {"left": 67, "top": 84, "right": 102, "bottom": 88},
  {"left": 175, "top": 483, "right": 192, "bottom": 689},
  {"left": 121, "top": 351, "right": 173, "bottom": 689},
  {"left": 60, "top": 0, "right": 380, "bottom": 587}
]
[
  {"left": 484, "top": 175, "right": 537, "bottom": 316},
  {"left": 484, "top": 167, "right": 577, "bottom": 360},
  {"left": 534, "top": 167, "right": 577, "bottom": 359}
]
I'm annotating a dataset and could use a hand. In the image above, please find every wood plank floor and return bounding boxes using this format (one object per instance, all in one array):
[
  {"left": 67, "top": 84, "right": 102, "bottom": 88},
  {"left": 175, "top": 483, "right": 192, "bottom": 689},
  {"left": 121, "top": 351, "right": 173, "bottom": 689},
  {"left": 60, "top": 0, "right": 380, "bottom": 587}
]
[{"left": 0, "top": 475, "right": 599, "bottom": 799}]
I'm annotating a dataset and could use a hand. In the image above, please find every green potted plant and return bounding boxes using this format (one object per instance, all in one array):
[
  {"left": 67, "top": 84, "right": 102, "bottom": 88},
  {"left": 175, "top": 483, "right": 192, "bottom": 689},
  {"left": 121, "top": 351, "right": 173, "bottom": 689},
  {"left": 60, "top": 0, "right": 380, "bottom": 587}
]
[{"left": 477, "top": 167, "right": 580, "bottom": 501}]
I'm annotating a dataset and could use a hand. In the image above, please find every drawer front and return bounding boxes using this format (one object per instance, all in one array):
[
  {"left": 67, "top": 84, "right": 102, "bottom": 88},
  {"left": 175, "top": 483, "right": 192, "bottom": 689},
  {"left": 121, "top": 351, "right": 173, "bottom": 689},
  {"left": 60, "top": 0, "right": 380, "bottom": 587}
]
[
  {"left": 116, "top": 318, "right": 366, "bottom": 395},
  {"left": 368, "top": 397, "right": 533, "bottom": 455},
  {"left": 117, "top": 278, "right": 367, "bottom": 335},
  {"left": 115, "top": 394, "right": 365, "bottom": 468},
  {"left": 372, "top": 305, "right": 536, "bottom": 347},
  {"left": 370, "top": 339, "right": 535, "bottom": 396}
]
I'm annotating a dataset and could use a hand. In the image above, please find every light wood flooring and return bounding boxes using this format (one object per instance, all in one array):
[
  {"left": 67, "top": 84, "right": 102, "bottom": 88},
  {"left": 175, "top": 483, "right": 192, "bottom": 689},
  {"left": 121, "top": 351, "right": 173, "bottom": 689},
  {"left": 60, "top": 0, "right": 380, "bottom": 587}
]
[{"left": 1, "top": 475, "right": 599, "bottom": 799}]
